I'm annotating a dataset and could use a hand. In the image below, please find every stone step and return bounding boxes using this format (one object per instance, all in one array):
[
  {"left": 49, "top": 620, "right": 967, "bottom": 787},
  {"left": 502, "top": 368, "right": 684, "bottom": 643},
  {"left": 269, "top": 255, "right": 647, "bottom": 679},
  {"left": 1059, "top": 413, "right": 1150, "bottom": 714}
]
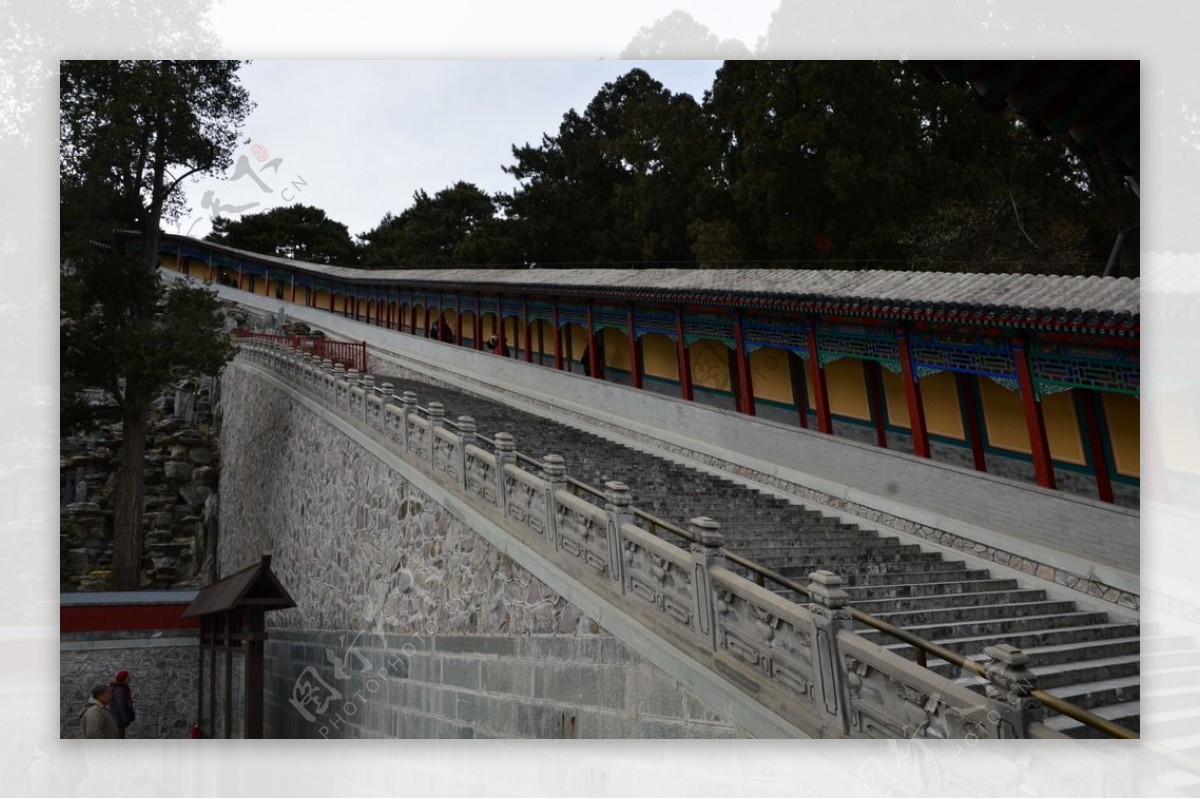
[
  {"left": 852, "top": 588, "right": 1049, "bottom": 615},
  {"left": 780, "top": 559, "right": 971, "bottom": 580},
  {"left": 858, "top": 611, "right": 1113, "bottom": 646},
  {"left": 1042, "top": 699, "right": 1142, "bottom": 738},
  {"left": 880, "top": 623, "right": 1140, "bottom": 659},
  {"left": 924, "top": 638, "right": 1142, "bottom": 679},
  {"left": 851, "top": 568, "right": 993, "bottom": 586},
  {"left": 844, "top": 578, "right": 1022, "bottom": 599},
  {"left": 860, "top": 600, "right": 1081, "bottom": 629}
]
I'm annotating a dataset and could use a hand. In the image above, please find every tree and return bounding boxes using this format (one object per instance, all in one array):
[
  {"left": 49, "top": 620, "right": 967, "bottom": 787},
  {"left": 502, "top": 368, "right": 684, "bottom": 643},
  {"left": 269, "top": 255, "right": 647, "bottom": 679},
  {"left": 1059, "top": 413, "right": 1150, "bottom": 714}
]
[
  {"left": 501, "top": 68, "right": 719, "bottom": 265},
  {"left": 60, "top": 60, "right": 252, "bottom": 589},
  {"left": 207, "top": 204, "right": 361, "bottom": 265},
  {"left": 359, "top": 182, "right": 505, "bottom": 268}
]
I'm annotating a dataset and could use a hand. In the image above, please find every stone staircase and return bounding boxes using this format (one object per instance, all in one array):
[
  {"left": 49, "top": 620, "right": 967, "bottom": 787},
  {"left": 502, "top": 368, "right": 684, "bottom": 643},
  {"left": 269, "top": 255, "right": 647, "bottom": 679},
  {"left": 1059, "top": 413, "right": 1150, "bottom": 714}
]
[{"left": 372, "top": 368, "right": 1140, "bottom": 738}]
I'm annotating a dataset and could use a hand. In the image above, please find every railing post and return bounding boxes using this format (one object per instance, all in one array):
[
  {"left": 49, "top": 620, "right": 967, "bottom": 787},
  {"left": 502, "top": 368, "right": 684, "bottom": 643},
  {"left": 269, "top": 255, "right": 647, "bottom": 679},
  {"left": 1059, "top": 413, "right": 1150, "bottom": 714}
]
[
  {"left": 378, "top": 382, "right": 395, "bottom": 434},
  {"left": 540, "top": 454, "right": 566, "bottom": 550},
  {"left": 808, "top": 569, "right": 853, "bottom": 735},
  {"left": 983, "top": 644, "right": 1043, "bottom": 738},
  {"left": 603, "top": 481, "right": 632, "bottom": 589},
  {"left": 360, "top": 374, "right": 374, "bottom": 426},
  {"left": 333, "top": 365, "right": 346, "bottom": 408},
  {"left": 427, "top": 401, "right": 445, "bottom": 466},
  {"left": 493, "top": 433, "right": 516, "bottom": 512},
  {"left": 400, "top": 391, "right": 418, "bottom": 454},
  {"left": 346, "top": 369, "right": 360, "bottom": 415},
  {"left": 456, "top": 416, "right": 476, "bottom": 491},
  {"left": 687, "top": 516, "right": 724, "bottom": 651},
  {"left": 321, "top": 359, "right": 334, "bottom": 401}
]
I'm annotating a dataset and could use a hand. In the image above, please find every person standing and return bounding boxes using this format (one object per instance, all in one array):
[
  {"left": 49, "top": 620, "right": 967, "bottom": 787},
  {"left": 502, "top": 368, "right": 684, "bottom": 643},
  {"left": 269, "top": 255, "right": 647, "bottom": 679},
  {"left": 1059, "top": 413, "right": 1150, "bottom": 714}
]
[
  {"left": 80, "top": 685, "right": 119, "bottom": 739},
  {"left": 109, "top": 670, "right": 136, "bottom": 738}
]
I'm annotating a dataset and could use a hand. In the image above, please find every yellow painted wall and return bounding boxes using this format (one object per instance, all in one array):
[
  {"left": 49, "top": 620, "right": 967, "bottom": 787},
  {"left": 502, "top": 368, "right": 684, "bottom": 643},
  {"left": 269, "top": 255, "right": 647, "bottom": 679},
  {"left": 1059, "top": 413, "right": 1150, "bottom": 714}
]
[
  {"left": 1103, "top": 392, "right": 1141, "bottom": 477},
  {"left": 979, "top": 378, "right": 1030, "bottom": 454},
  {"left": 749, "top": 347, "right": 793, "bottom": 405},
  {"left": 255, "top": 277, "right": 269, "bottom": 297},
  {"left": 480, "top": 314, "right": 497, "bottom": 340},
  {"left": 825, "top": 358, "right": 870, "bottom": 421},
  {"left": 504, "top": 317, "right": 522, "bottom": 347},
  {"left": 333, "top": 294, "right": 346, "bottom": 313},
  {"left": 602, "top": 327, "right": 631, "bottom": 371},
  {"left": 269, "top": 279, "right": 289, "bottom": 300},
  {"left": 413, "top": 305, "right": 426, "bottom": 331},
  {"left": 315, "top": 289, "right": 331, "bottom": 310},
  {"left": 881, "top": 369, "right": 965, "bottom": 440},
  {"left": 162, "top": 254, "right": 181, "bottom": 272},
  {"left": 563, "top": 324, "right": 588, "bottom": 360},
  {"left": 461, "top": 312, "right": 477, "bottom": 341},
  {"left": 1043, "top": 391, "right": 1085, "bottom": 466},
  {"left": 641, "top": 334, "right": 678, "bottom": 381},
  {"left": 688, "top": 339, "right": 730, "bottom": 390},
  {"left": 531, "top": 320, "right": 555, "bottom": 355}
]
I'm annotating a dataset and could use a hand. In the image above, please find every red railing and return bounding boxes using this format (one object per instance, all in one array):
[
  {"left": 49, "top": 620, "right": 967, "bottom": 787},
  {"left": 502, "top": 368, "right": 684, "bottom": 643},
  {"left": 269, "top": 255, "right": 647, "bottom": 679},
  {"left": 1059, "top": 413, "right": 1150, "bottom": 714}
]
[{"left": 234, "top": 330, "right": 368, "bottom": 373}]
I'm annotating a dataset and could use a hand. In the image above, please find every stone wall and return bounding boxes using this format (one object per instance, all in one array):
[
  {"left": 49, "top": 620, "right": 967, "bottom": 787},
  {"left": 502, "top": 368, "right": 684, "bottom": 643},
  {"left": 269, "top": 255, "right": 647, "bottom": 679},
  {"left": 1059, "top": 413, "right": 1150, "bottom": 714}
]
[
  {"left": 218, "top": 364, "right": 748, "bottom": 738},
  {"left": 60, "top": 380, "right": 220, "bottom": 591},
  {"left": 59, "top": 632, "right": 199, "bottom": 738}
]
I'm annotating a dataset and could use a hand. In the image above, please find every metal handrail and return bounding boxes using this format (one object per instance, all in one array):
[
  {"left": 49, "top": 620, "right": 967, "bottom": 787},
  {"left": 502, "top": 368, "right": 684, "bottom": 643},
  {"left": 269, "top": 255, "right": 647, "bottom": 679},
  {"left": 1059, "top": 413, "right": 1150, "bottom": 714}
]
[{"left": 261, "top": 342, "right": 1138, "bottom": 740}]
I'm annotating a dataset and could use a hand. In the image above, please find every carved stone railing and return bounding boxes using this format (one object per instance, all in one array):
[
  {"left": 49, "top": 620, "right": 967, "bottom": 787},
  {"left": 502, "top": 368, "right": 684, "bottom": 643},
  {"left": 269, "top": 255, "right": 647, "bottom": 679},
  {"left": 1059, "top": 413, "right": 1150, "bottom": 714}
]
[{"left": 235, "top": 340, "right": 1071, "bottom": 739}]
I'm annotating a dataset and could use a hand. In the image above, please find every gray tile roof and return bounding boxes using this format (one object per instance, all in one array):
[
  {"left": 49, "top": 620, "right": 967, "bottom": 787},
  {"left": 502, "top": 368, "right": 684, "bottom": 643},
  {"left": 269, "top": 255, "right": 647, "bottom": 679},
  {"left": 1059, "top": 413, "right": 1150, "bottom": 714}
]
[{"left": 162, "top": 234, "right": 1140, "bottom": 323}]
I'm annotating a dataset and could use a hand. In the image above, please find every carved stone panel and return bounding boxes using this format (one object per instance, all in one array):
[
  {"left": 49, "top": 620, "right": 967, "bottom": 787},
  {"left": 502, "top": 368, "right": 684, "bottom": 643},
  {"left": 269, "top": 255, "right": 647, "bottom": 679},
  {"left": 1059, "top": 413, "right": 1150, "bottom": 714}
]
[
  {"left": 619, "top": 523, "right": 697, "bottom": 635},
  {"left": 555, "top": 495, "right": 610, "bottom": 578},
  {"left": 465, "top": 445, "right": 496, "bottom": 504}
]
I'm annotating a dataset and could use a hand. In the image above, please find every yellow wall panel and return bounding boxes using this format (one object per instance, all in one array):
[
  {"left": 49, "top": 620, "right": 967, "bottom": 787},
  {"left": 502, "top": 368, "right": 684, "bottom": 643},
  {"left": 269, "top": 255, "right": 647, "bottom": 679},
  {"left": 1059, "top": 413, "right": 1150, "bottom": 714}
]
[
  {"left": 689, "top": 339, "right": 731, "bottom": 391},
  {"left": 601, "top": 327, "right": 630, "bottom": 371},
  {"left": 315, "top": 290, "right": 331, "bottom": 310},
  {"left": 922, "top": 372, "right": 965, "bottom": 440},
  {"left": 825, "top": 358, "right": 870, "bottom": 421},
  {"left": 563, "top": 324, "right": 587, "bottom": 361},
  {"left": 980, "top": 378, "right": 1029, "bottom": 454},
  {"left": 749, "top": 347, "right": 793, "bottom": 404},
  {"left": 1042, "top": 391, "right": 1085, "bottom": 465},
  {"left": 642, "top": 334, "right": 678, "bottom": 381},
  {"left": 882, "top": 368, "right": 908, "bottom": 428},
  {"left": 1103, "top": 392, "right": 1141, "bottom": 477}
]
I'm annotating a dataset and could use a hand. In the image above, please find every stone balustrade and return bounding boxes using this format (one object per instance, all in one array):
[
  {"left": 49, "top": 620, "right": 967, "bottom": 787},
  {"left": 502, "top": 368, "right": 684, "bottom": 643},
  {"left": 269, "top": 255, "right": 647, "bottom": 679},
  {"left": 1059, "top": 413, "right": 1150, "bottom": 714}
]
[{"left": 234, "top": 339, "right": 1068, "bottom": 740}]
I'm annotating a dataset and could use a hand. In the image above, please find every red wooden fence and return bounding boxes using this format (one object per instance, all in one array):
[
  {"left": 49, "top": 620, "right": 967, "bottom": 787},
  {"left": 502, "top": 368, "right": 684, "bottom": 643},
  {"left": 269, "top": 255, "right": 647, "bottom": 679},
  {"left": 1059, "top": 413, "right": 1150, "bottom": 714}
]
[{"left": 234, "top": 330, "right": 368, "bottom": 373}]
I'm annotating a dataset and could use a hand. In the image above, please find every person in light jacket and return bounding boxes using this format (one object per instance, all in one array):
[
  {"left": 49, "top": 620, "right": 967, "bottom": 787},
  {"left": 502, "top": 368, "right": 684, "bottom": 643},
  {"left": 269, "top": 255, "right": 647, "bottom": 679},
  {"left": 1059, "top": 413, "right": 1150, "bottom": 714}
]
[{"left": 80, "top": 685, "right": 119, "bottom": 739}]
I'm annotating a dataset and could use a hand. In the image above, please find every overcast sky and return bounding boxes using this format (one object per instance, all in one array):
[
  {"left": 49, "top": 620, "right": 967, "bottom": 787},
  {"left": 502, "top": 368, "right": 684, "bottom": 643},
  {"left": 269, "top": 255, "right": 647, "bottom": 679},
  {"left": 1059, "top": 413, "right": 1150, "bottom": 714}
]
[{"left": 176, "top": 60, "right": 727, "bottom": 241}]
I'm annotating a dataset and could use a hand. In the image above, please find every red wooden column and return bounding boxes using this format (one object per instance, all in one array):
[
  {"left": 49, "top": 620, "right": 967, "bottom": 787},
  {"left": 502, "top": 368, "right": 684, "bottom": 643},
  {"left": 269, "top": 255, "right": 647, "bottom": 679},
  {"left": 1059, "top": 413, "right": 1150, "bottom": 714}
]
[
  {"left": 805, "top": 316, "right": 833, "bottom": 434},
  {"left": 732, "top": 313, "right": 755, "bottom": 416},
  {"left": 438, "top": 291, "right": 447, "bottom": 340},
  {"left": 1078, "top": 389, "right": 1114, "bottom": 503},
  {"left": 237, "top": 263, "right": 243, "bottom": 292},
  {"left": 674, "top": 308, "right": 693, "bottom": 401},
  {"left": 627, "top": 308, "right": 643, "bottom": 389},
  {"left": 896, "top": 326, "right": 931, "bottom": 458},
  {"left": 786, "top": 351, "right": 809, "bottom": 429},
  {"left": 956, "top": 373, "right": 987, "bottom": 472},
  {"left": 523, "top": 299, "right": 534, "bottom": 363},
  {"left": 207, "top": 252, "right": 215, "bottom": 282},
  {"left": 586, "top": 303, "right": 601, "bottom": 378},
  {"left": 497, "top": 297, "right": 507, "bottom": 354},
  {"left": 455, "top": 294, "right": 464, "bottom": 345},
  {"left": 552, "top": 303, "right": 564, "bottom": 370},
  {"left": 863, "top": 361, "right": 888, "bottom": 448},
  {"left": 290, "top": 274, "right": 296, "bottom": 304},
  {"left": 1011, "top": 337, "right": 1057, "bottom": 489},
  {"left": 474, "top": 294, "right": 483, "bottom": 350}
]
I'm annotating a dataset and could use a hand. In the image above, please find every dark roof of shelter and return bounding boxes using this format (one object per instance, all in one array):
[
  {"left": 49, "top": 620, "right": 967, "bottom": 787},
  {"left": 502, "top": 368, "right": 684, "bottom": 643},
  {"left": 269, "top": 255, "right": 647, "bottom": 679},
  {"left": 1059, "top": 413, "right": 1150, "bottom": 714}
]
[
  {"left": 159, "top": 233, "right": 1140, "bottom": 335},
  {"left": 182, "top": 555, "right": 295, "bottom": 618},
  {"left": 912, "top": 60, "right": 1139, "bottom": 178}
]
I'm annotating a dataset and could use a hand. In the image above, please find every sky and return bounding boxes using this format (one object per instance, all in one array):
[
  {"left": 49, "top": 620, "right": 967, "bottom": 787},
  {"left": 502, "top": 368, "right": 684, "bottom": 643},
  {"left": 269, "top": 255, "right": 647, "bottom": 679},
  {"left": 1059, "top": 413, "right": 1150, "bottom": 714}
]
[{"left": 176, "top": 60, "right": 727, "bottom": 241}]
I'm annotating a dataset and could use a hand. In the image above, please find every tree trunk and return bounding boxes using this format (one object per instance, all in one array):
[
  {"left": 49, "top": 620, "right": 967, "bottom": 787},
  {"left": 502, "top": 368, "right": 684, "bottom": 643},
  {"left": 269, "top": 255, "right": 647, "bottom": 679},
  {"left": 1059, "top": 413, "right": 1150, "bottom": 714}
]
[{"left": 111, "top": 392, "right": 147, "bottom": 590}]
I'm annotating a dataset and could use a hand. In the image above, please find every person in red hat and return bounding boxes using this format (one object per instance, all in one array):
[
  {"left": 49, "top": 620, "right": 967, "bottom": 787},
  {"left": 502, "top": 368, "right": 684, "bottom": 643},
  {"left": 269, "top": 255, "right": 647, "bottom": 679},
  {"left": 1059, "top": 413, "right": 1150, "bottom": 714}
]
[{"left": 108, "top": 670, "right": 135, "bottom": 738}]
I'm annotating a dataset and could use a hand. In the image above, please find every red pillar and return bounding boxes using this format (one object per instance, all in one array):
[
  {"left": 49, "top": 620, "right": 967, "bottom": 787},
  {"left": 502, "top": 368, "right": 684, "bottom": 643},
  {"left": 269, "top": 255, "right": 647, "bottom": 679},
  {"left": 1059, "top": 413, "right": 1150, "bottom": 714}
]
[
  {"left": 1012, "top": 337, "right": 1057, "bottom": 490},
  {"left": 552, "top": 304, "right": 564, "bottom": 370},
  {"left": 1079, "top": 389, "right": 1115, "bottom": 503},
  {"left": 627, "top": 309, "right": 642, "bottom": 389},
  {"left": 956, "top": 373, "right": 987, "bottom": 472},
  {"left": 290, "top": 275, "right": 296, "bottom": 304},
  {"left": 732, "top": 314, "right": 755, "bottom": 416},
  {"left": 456, "top": 294, "right": 464, "bottom": 345},
  {"left": 497, "top": 298, "right": 507, "bottom": 355},
  {"left": 674, "top": 308, "right": 693, "bottom": 401},
  {"left": 523, "top": 299, "right": 534, "bottom": 363},
  {"left": 787, "top": 351, "right": 809, "bottom": 429},
  {"left": 208, "top": 252, "right": 215, "bottom": 283},
  {"left": 896, "top": 326, "right": 930, "bottom": 458},
  {"left": 438, "top": 292, "right": 447, "bottom": 341},
  {"left": 864, "top": 361, "right": 888, "bottom": 448},
  {"left": 475, "top": 294, "right": 483, "bottom": 350},
  {"left": 806, "top": 318, "right": 833, "bottom": 434},
  {"left": 586, "top": 304, "right": 601, "bottom": 378}
]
